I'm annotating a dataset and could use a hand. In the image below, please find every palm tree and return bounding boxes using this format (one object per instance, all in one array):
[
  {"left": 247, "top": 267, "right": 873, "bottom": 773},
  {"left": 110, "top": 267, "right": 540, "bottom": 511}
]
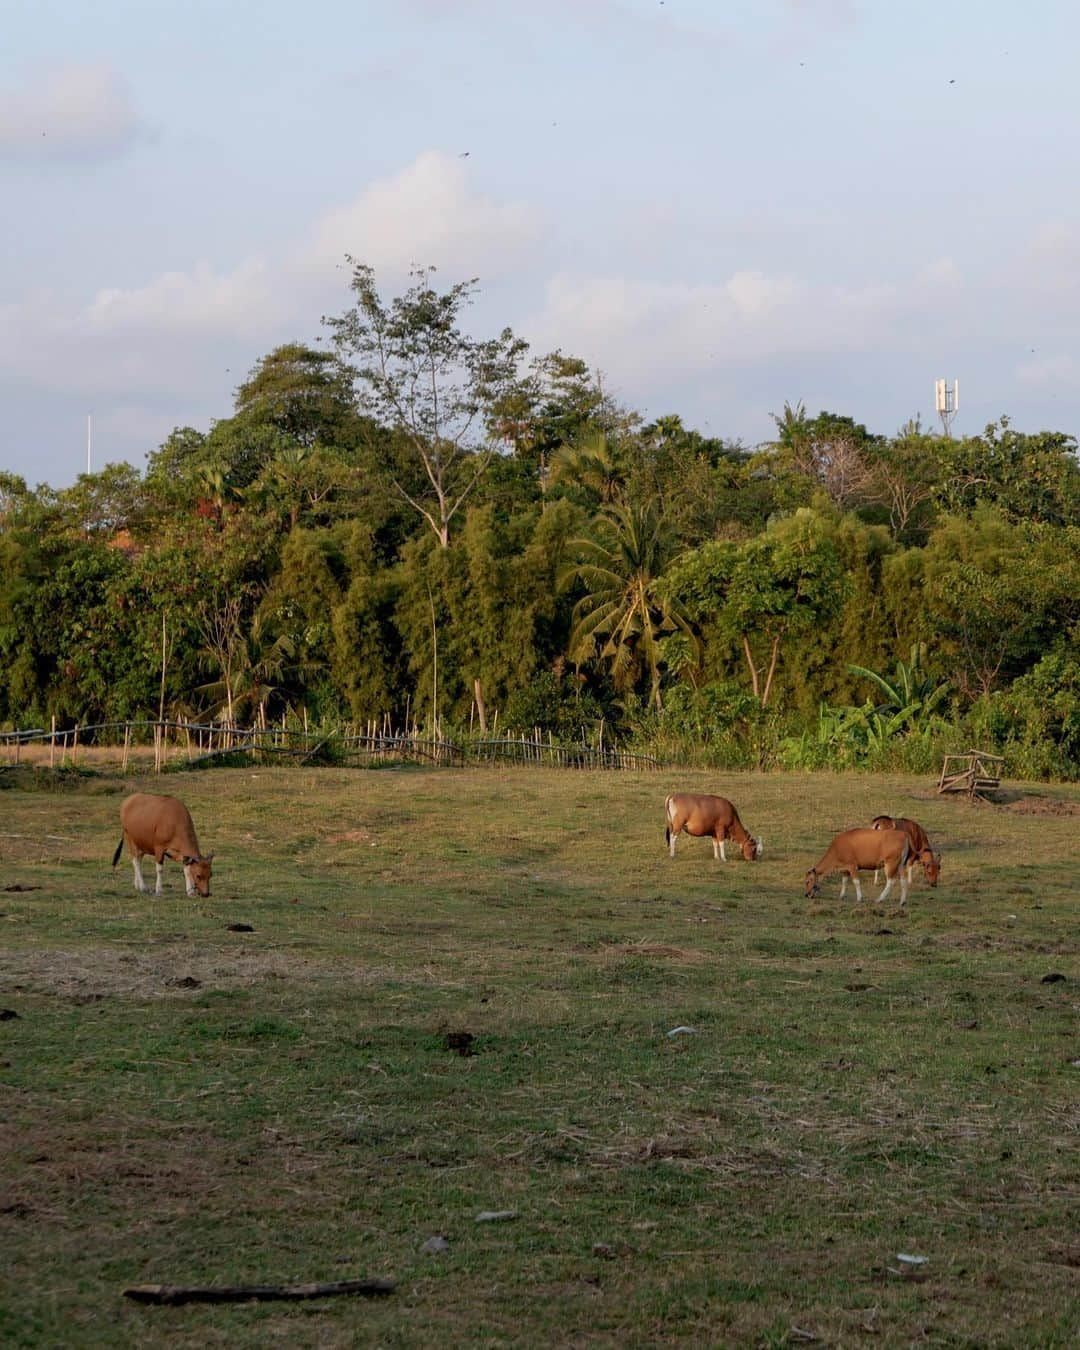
[
  {"left": 197, "top": 607, "right": 297, "bottom": 728},
  {"left": 559, "top": 500, "right": 693, "bottom": 711},
  {"left": 770, "top": 400, "right": 809, "bottom": 450},
  {"left": 546, "top": 433, "right": 624, "bottom": 504}
]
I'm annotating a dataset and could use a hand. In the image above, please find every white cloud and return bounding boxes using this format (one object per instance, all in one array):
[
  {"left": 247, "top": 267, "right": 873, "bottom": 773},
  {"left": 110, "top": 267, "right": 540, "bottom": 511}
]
[
  {"left": 85, "top": 258, "right": 276, "bottom": 337},
  {"left": 525, "top": 256, "right": 971, "bottom": 406},
  {"left": 0, "top": 150, "right": 545, "bottom": 411},
  {"left": 304, "top": 150, "right": 542, "bottom": 278},
  {"left": 917, "top": 257, "right": 962, "bottom": 289},
  {"left": 1030, "top": 219, "right": 1075, "bottom": 259},
  {"left": 1016, "top": 354, "right": 1080, "bottom": 388},
  {"left": 783, "top": 0, "right": 859, "bottom": 30},
  {"left": 1027, "top": 218, "right": 1080, "bottom": 297},
  {"left": 725, "top": 269, "right": 801, "bottom": 316},
  {"left": 0, "top": 65, "right": 142, "bottom": 162}
]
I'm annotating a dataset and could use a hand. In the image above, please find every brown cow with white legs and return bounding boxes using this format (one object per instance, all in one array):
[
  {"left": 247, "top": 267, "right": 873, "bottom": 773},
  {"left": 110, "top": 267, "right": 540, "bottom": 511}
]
[
  {"left": 664, "top": 793, "right": 762, "bottom": 862},
  {"left": 112, "top": 793, "right": 214, "bottom": 897},
  {"left": 805, "top": 827, "right": 910, "bottom": 906},
  {"left": 871, "top": 814, "right": 941, "bottom": 887}
]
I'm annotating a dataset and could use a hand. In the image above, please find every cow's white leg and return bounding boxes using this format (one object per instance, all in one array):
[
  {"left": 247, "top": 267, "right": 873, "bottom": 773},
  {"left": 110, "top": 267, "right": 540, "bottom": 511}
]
[
  {"left": 838, "top": 874, "right": 847, "bottom": 900},
  {"left": 131, "top": 856, "right": 147, "bottom": 893},
  {"left": 853, "top": 875, "right": 863, "bottom": 905},
  {"left": 873, "top": 868, "right": 881, "bottom": 885},
  {"left": 183, "top": 863, "right": 196, "bottom": 896},
  {"left": 878, "top": 872, "right": 894, "bottom": 904},
  {"left": 899, "top": 872, "right": 909, "bottom": 907},
  {"left": 668, "top": 829, "right": 677, "bottom": 859},
  {"left": 154, "top": 859, "right": 164, "bottom": 895},
  {"left": 907, "top": 863, "right": 915, "bottom": 884},
  {"left": 719, "top": 838, "right": 727, "bottom": 862}
]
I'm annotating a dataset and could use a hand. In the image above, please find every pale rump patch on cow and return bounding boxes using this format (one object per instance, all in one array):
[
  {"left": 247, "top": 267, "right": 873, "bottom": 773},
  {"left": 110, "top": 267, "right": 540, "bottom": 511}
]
[
  {"left": 112, "top": 793, "right": 214, "bottom": 897},
  {"left": 805, "top": 827, "right": 911, "bottom": 907},
  {"left": 664, "top": 793, "right": 762, "bottom": 863}
]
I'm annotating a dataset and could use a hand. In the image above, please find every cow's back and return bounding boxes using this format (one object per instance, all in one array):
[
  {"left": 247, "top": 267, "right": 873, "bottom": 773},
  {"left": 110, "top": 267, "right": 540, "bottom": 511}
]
[
  {"left": 896, "top": 817, "right": 931, "bottom": 853},
  {"left": 120, "top": 793, "right": 199, "bottom": 854},
  {"left": 669, "top": 793, "right": 734, "bottom": 834},
  {"left": 837, "top": 826, "right": 908, "bottom": 865}
]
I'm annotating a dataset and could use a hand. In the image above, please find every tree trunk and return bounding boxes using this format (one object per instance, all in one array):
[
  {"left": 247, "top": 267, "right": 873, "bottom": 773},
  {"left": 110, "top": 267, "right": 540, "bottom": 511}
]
[
  {"left": 473, "top": 678, "right": 488, "bottom": 732},
  {"left": 741, "top": 635, "right": 761, "bottom": 700},
  {"left": 761, "top": 636, "right": 781, "bottom": 708}
]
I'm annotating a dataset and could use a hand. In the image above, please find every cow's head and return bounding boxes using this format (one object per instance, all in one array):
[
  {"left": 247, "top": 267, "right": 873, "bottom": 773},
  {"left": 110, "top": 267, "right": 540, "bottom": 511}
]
[
  {"left": 805, "top": 867, "right": 820, "bottom": 899},
  {"left": 183, "top": 853, "right": 214, "bottom": 897},
  {"left": 920, "top": 849, "right": 940, "bottom": 888},
  {"left": 742, "top": 835, "right": 763, "bottom": 861}
]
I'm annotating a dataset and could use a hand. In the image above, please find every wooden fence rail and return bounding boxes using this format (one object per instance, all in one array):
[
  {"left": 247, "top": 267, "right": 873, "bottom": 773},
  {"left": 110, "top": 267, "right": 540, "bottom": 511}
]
[{"left": 1, "top": 721, "right": 661, "bottom": 773}]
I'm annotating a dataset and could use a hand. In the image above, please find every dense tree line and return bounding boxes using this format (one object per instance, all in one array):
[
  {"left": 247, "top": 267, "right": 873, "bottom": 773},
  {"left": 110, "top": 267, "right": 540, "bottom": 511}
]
[{"left": 2, "top": 264, "right": 1079, "bottom": 776}]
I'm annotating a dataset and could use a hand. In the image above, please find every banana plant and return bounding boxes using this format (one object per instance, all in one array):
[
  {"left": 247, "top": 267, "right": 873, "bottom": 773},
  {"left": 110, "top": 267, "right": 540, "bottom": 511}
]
[{"left": 847, "top": 643, "right": 951, "bottom": 737}]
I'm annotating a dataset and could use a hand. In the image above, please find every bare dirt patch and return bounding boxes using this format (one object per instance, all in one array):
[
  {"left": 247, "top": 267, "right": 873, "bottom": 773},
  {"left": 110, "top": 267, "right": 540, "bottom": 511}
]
[
  {"left": 323, "top": 828, "right": 375, "bottom": 845},
  {"left": 597, "top": 941, "right": 708, "bottom": 962},
  {"left": 0, "top": 944, "right": 421, "bottom": 1002},
  {"left": 1004, "top": 795, "right": 1080, "bottom": 817}
]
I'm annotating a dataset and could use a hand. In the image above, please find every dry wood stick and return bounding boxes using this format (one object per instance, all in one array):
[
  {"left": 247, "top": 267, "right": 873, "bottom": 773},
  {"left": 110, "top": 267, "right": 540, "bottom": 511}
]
[{"left": 123, "top": 1277, "right": 395, "bottom": 1306}]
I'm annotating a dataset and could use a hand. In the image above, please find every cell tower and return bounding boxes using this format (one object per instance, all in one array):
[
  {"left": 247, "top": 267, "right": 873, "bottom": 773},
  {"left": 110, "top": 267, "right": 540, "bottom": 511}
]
[{"left": 934, "top": 378, "right": 959, "bottom": 437}]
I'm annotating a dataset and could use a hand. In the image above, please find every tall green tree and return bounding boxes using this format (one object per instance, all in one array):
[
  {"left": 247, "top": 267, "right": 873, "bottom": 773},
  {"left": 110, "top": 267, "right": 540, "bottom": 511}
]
[
  {"left": 233, "top": 343, "right": 359, "bottom": 447},
  {"left": 326, "top": 263, "right": 528, "bottom": 548},
  {"left": 666, "top": 509, "right": 849, "bottom": 708},
  {"left": 934, "top": 417, "right": 1080, "bottom": 525},
  {"left": 560, "top": 500, "right": 691, "bottom": 711}
]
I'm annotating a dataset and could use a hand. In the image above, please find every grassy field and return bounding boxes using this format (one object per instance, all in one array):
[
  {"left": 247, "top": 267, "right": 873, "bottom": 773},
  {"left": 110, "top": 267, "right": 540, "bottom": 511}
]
[{"left": 1, "top": 764, "right": 1077, "bottom": 1348}]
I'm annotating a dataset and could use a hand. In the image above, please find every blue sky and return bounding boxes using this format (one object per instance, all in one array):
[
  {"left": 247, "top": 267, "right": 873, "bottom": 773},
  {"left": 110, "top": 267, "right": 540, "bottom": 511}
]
[{"left": 3, "top": 0, "right": 1079, "bottom": 484}]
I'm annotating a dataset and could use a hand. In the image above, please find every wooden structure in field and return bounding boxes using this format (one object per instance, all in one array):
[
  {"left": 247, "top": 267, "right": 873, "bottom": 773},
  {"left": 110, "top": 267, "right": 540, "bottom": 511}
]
[{"left": 938, "top": 749, "right": 1005, "bottom": 802}]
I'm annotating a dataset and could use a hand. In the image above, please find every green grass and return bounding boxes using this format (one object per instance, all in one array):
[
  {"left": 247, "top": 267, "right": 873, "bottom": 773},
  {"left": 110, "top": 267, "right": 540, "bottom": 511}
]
[{"left": 1, "top": 766, "right": 1077, "bottom": 1347}]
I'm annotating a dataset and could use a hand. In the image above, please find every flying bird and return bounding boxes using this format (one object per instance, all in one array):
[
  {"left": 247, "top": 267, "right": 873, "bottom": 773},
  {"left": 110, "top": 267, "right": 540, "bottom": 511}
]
[{"left": 458, "top": 151, "right": 470, "bottom": 157}]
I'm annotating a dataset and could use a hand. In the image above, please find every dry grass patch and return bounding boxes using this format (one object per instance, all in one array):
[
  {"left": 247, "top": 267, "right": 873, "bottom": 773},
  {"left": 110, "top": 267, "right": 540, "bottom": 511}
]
[{"left": 0, "top": 765, "right": 1077, "bottom": 1348}]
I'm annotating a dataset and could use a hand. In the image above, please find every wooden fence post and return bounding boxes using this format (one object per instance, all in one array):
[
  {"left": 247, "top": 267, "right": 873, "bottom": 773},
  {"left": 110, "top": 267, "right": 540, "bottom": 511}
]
[{"left": 50, "top": 715, "right": 56, "bottom": 769}]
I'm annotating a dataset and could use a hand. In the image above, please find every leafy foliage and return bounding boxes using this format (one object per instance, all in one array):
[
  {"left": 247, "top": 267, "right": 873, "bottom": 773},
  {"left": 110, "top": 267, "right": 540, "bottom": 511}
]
[
  {"left": 560, "top": 500, "right": 693, "bottom": 711},
  {"left": 1, "top": 266, "right": 1079, "bottom": 776}
]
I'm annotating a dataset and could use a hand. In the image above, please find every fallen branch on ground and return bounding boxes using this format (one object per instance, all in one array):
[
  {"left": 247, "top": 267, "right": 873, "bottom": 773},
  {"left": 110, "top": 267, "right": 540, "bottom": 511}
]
[{"left": 122, "top": 1278, "right": 395, "bottom": 1305}]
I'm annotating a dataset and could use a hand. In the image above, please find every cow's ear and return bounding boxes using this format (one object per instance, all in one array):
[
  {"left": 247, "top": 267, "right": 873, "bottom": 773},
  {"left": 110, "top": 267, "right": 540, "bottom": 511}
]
[{"left": 182, "top": 854, "right": 197, "bottom": 865}]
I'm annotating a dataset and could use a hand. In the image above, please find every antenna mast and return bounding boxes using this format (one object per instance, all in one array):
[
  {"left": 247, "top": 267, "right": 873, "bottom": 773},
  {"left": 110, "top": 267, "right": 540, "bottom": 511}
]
[{"left": 934, "top": 378, "right": 959, "bottom": 437}]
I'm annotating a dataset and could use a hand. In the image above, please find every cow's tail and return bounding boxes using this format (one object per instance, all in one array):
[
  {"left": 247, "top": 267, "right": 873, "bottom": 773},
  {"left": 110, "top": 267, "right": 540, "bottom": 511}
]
[
  {"left": 898, "top": 835, "right": 911, "bottom": 872},
  {"left": 111, "top": 836, "right": 125, "bottom": 868}
]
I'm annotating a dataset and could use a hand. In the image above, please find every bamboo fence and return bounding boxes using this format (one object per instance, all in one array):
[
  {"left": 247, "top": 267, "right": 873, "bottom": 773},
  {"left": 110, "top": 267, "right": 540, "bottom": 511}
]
[{"left": 0, "top": 719, "right": 661, "bottom": 774}]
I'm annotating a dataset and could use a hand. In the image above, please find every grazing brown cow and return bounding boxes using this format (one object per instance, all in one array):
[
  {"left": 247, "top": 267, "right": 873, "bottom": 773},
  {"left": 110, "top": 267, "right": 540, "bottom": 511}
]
[
  {"left": 805, "top": 827, "right": 910, "bottom": 906},
  {"left": 871, "top": 814, "right": 941, "bottom": 887},
  {"left": 112, "top": 793, "right": 214, "bottom": 897},
  {"left": 664, "top": 793, "right": 762, "bottom": 862}
]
